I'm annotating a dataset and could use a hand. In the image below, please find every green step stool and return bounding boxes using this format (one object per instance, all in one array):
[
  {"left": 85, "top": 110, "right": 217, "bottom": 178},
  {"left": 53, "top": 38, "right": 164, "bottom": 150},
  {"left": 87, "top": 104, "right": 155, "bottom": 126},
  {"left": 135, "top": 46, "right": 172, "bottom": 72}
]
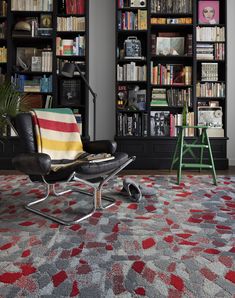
[{"left": 170, "top": 125, "right": 217, "bottom": 185}]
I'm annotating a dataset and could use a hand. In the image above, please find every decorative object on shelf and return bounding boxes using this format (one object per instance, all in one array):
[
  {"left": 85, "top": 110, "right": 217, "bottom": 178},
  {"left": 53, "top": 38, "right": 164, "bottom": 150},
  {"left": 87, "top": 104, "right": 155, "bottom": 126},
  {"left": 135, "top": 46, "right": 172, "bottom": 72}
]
[
  {"left": 124, "top": 36, "right": 142, "bottom": 59},
  {"left": 59, "top": 78, "right": 82, "bottom": 106},
  {"left": 198, "top": 105, "right": 224, "bottom": 137},
  {"left": 14, "top": 21, "right": 31, "bottom": 32},
  {"left": 156, "top": 37, "right": 185, "bottom": 56},
  {"left": 61, "top": 62, "right": 97, "bottom": 140},
  {"left": 198, "top": 1, "right": 219, "bottom": 24},
  {"left": 40, "top": 14, "right": 52, "bottom": 28},
  {"left": 130, "top": 0, "right": 146, "bottom": 7}
]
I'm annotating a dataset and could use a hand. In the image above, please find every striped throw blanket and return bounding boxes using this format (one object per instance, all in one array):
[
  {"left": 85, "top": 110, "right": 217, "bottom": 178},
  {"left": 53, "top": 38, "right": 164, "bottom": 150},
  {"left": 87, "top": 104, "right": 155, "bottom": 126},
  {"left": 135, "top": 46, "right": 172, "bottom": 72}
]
[{"left": 31, "top": 108, "right": 85, "bottom": 171}]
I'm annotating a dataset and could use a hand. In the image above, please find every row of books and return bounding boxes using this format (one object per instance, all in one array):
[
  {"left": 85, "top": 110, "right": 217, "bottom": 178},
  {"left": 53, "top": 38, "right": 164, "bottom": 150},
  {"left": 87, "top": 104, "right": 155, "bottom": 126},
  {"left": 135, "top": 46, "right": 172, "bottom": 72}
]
[
  {"left": 196, "top": 27, "right": 225, "bottom": 42},
  {"left": 56, "top": 36, "right": 85, "bottom": 56},
  {"left": 169, "top": 112, "right": 195, "bottom": 137},
  {"left": 117, "top": 10, "right": 147, "bottom": 31},
  {"left": 117, "top": 63, "right": 147, "bottom": 82},
  {"left": 151, "top": 0, "right": 192, "bottom": 14},
  {"left": 196, "top": 82, "right": 225, "bottom": 98},
  {"left": 196, "top": 43, "right": 225, "bottom": 60},
  {"left": 151, "top": 17, "right": 192, "bottom": 25},
  {"left": 12, "top": 74, "right": 52, "bottom": 93},
  {"left": 117, "top": 113, "right": 148, "bottom": 137},
  {"left": 0, "top": 0, "right": 7, "bottom": 16},
  {"left": 151, "top": 87, "right": 192, "bottom": 107},
  {"left": 151, "top": 63, "right": 192, "bottom": 86},
  {"left": 57, "top": 17, "right": 85, "bottom": 32},
  {"left": 11, "top": 0, "right": 53, "bottom": 11},
  {"left": 150, "top": 111, "right": 194, "bottom": 137},
  {"left": 30, "top": 50, "right": 53, "bottom": 72},
  {"left": 62, "top": 0, "right": 85, "bottom": 15},
  {"left": 201, "top": 63, "right": 218, "bottom": 82},
  {"left": 0, "top": 46, "right": 7, "bottom": 62},
  {"left": 0, "top": 22, "right": 6, "bottom": 39}
]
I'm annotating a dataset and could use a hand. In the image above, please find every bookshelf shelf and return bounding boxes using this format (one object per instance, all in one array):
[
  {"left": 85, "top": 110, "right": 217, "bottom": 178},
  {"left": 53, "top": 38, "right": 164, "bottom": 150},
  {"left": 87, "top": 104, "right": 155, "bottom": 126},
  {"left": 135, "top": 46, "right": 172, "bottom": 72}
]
[
  {"left": 57, "top": 13, "right": 85, "bottom": 17},
  {"left": 151, "top": 84, "right": 193, "bottom": 88},
  {"left": 151, "top": 55, "right": 193, "bottom": 60},
  {"left": 11, "top": 10, "right": 51, "bottom": 13},
  {"left": 12, "top": 36, "right": 53, "bottom": 40},
  {"left": 15, "top": 71, "right": 53, "bottom": 75},
  {"left": 19, "top": 91, "right": 53, "bottom": 94},
  {"left": 117, "top": 81, "right": 147, "bottom": 84},
  {"left": 196, "top": 41, "right": 225, "bottom": 43},
  {"left": 118, "top": 58, "right": 147, "bottom": 63},
  {"left": 197, "top": 97, "right": 226, "bottom": 99},
  {"left": 56, "top": 31, "right": 85, "bottom": 34},
  {"left": 151, "top": 24, "right": 193, "bottom": 29},
  {"left": 151, "top": 13, "right": 193, "bottom": 17},
  {"left": 196, "top": 23, "right": 226, "bottom": 27},
  {"left": 118, "top": 30, "right": 148, "bottom": 33},
  {"left": 118, "top": 7, "right": 147, "bottom": 12},
  {"left": 56, "top": 55, "right": 85, "bottom": 59},
  {"left": 197, "top": 60, "right": 225, "bottom": 63},
  {"left": 115, "top": 0, "right": 228, "bottom": 169}
]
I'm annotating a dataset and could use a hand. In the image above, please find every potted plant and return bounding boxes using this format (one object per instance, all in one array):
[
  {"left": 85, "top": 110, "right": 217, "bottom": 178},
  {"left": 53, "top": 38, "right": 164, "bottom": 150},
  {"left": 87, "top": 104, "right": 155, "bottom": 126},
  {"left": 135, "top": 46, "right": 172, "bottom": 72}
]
[{"left": 0, "top": 81, "right": 30, "bottom": 136}]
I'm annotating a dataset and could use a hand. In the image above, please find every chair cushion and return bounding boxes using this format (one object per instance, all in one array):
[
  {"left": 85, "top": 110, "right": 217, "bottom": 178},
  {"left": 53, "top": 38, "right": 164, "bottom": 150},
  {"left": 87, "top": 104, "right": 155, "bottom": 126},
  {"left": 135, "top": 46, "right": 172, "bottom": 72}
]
[{"left": 30, "top": 152, "right": 129, "bottom": 183}]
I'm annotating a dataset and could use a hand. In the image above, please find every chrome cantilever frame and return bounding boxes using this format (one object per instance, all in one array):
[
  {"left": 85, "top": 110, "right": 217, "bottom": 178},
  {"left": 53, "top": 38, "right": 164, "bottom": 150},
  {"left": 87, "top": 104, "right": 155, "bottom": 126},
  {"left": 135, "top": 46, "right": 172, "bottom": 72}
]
[{"left": 25, "top": 156, "right": 135, "bottom": 225}]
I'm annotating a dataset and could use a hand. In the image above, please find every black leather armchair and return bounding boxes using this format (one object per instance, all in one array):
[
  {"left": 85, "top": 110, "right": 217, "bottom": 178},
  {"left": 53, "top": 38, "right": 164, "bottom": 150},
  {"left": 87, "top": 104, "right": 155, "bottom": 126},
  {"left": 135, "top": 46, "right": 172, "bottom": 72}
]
[{"left": 12, "top": 112, "right": 135, "bottom": 225}]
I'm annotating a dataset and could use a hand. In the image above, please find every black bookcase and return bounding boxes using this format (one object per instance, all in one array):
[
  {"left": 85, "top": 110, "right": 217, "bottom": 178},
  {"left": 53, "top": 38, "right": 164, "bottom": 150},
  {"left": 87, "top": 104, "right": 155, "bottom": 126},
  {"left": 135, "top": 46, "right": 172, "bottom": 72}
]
[
  {"left": 0, "top": 0, "right": 89, "bottom": 169},
  {"left": 115, "top": 0, "right": 228, "bottom": 169}
]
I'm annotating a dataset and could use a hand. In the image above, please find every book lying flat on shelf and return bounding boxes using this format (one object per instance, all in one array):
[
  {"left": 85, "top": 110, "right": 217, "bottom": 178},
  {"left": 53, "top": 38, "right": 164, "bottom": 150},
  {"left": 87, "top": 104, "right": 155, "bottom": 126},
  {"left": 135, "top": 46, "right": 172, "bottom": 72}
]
[{"left": 78, "top": 153, "right": 115, "bottom": 163}]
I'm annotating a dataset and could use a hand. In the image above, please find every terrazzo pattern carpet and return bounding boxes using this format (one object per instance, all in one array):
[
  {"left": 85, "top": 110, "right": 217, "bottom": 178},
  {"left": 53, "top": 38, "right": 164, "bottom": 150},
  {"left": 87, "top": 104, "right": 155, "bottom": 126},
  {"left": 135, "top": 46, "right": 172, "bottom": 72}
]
[{"left": 0, "top": 175, "right": 235, "bottom": 298}]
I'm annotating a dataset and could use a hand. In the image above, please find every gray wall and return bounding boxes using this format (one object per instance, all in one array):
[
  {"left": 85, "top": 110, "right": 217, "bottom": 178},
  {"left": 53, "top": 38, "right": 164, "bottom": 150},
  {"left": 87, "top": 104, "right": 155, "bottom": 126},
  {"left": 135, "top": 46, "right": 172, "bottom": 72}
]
[
  {"left": 89, "top": 0, "right": 235, "bottom": 165},
  {"left": 89, "top": 0, "right": 115, "bottom": 140}
]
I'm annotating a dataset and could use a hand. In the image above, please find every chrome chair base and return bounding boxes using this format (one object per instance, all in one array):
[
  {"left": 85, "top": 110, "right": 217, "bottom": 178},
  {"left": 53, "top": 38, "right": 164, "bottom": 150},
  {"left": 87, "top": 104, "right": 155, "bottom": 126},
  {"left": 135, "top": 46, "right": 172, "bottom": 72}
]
[{"left": 25, "top": 157, "right": 135, "bottom": 225}]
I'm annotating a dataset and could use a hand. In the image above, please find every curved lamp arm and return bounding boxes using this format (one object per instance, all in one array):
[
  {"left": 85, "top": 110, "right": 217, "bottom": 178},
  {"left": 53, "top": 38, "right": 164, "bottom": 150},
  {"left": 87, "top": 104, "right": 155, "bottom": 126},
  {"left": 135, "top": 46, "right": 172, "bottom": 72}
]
[{"left": 61, "top": 62, "right": 97, "bottom": 140}]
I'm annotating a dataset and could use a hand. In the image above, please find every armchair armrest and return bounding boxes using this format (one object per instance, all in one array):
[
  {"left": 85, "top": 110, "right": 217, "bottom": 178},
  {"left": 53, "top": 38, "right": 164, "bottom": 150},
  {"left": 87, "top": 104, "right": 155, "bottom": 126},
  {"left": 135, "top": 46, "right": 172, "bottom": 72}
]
[
  {"left": 83, "top": 140, "right": 117, "bottom": 155},
  {"left": 12, "top": 153, "right": 51, "bottom": 176}
]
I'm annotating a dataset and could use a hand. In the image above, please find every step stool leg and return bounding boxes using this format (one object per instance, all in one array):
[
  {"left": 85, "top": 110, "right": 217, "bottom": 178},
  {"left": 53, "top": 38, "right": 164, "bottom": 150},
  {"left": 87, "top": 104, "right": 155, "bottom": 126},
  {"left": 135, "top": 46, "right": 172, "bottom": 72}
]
[
  {"left": 200, "top": 129, "right": 206, "bottom": 172},
  {"left": 170, "top": 129, "right": 181, "bottom": 171},
  {"left": 204, "top": 129, "right": 217, "bottom": 186},
  {"left": 177, "top": 128, "right": 184, "bottom": 185}
]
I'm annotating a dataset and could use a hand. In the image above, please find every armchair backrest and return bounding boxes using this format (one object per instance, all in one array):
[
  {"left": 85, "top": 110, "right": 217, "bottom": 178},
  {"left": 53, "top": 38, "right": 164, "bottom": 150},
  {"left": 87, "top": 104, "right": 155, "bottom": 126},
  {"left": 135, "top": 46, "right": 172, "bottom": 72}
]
[{"left": 15, "top": 113, "right": 37, "bottom": 153}]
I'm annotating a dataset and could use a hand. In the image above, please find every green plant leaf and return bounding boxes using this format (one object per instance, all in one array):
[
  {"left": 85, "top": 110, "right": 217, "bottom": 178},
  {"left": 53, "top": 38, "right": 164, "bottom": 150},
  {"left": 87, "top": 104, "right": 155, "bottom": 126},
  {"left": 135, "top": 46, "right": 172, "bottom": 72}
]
[{"left": 0, "top": 81, "right": 30, "bottom": 131}]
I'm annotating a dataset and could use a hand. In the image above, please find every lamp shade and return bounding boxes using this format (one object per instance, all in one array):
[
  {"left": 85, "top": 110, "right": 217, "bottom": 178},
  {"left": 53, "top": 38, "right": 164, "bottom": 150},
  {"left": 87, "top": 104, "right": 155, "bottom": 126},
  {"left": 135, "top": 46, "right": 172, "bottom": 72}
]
[{"left": 61, "top": 62, "right": 75, "bottom": 78}]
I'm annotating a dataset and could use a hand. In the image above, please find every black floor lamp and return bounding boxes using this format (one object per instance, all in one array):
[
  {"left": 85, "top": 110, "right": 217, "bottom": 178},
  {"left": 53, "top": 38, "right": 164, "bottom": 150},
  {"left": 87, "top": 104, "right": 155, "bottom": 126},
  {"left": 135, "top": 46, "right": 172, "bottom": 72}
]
[{"left": 61, "top": 62, "right": 97, "bottom": 140}]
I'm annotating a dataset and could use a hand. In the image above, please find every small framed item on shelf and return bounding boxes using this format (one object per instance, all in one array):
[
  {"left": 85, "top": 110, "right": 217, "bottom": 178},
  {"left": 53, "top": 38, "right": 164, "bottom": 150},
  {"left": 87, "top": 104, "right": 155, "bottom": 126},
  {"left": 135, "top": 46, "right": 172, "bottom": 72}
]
[
  {"left": 31, "top": 56, "right": 42, "bottom": 72},
  {"left": 40, "top": 14, "right": 52, "bottom": 28},
  {"left": 198, "top": 1, "right": 219, "bottom": 24},
  {"left": 59, "top": 79, "right": 82, "bottom": 107},
  {"left": 156, "top": 37, "right": 185, "bottom": 56}
]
